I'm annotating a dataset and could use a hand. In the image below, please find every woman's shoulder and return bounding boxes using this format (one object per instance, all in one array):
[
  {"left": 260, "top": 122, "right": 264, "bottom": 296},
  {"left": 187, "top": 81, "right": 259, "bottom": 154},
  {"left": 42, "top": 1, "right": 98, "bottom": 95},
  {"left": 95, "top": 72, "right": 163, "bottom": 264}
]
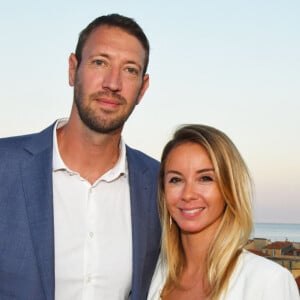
[
  {"left": 147, "top": 254, "right": 167, "bottom": 300},
  {"left": 240, "top": 249, "right": 292, "bottom": 275},
  {"left": 224, "top": 249, "right": 300, "bottom": 299}
]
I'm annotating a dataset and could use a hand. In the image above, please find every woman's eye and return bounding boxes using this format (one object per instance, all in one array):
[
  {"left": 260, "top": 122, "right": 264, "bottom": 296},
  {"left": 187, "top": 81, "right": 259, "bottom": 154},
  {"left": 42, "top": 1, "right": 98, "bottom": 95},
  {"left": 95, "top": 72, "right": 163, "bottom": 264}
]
[
  {"left": 200, "top": 175, "right": 213, "bottom": 182},
  {"left": 168, "top": 177, "right": 181, "bottom": 184}
]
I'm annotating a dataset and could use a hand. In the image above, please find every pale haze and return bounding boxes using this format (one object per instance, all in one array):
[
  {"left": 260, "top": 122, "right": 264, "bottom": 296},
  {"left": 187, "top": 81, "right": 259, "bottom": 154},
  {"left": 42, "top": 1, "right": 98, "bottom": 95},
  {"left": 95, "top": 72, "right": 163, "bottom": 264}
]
[{"left": 0, "top": 1, "right": 299, "bottom": 223}]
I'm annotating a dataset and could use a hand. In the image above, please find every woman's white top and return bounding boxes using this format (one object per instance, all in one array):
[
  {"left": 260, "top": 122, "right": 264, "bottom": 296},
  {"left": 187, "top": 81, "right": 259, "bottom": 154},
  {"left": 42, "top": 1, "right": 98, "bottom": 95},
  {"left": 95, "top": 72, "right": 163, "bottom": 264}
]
[{"left": 147, "top": 249, "right": 300, "bottom": 299}]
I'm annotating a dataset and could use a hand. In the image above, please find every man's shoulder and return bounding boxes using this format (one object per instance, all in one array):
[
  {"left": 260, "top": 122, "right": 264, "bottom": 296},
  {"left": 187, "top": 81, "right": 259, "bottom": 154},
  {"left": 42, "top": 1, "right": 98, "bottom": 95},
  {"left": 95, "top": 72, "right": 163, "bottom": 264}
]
[
  {"left": 126, "top": 145, "right": 160, "bottom": 171},
  {"left": 0, "top": 123, "right": 55, "bottom": 157}
]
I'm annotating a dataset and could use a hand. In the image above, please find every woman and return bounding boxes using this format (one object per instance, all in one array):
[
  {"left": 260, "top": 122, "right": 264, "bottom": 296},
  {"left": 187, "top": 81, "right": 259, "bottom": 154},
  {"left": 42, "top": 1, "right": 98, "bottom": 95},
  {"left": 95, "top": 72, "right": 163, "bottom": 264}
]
[{"left": 148, "top": 124, "right": 299, "bottom": 299}]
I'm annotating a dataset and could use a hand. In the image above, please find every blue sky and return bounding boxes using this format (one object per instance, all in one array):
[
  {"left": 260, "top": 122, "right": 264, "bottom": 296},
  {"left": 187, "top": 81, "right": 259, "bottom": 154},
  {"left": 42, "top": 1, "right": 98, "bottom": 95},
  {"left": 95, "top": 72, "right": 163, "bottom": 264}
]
[{"left": 0, "top": 0, "right": 299, "bottom": 223}]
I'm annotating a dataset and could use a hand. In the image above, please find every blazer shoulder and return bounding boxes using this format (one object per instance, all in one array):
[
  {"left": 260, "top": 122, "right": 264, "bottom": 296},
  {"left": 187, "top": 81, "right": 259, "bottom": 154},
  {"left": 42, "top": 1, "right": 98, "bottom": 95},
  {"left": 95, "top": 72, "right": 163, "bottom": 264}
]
[
  {"left": 126, "top": 145, "right": 160, "bottom": 173},
  {"left": 237, "top": 250, "right": 292, "bottom": 277},
  {"left": 225, "top": 250, "right": 299, "bottom": 299},
  {"left": 0, "top": 123, "right": 55, "bottom": 159},
  {"left": 235, "top": 250, "right": 298, "bottom": 289}
]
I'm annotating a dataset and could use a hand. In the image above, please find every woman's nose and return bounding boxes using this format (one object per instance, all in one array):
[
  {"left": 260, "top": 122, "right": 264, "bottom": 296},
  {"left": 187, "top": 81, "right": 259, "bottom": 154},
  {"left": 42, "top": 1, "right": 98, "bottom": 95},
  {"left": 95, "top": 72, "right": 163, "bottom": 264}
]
[{"left": 182, "top": 182, "right": 197, "bottom": 202}]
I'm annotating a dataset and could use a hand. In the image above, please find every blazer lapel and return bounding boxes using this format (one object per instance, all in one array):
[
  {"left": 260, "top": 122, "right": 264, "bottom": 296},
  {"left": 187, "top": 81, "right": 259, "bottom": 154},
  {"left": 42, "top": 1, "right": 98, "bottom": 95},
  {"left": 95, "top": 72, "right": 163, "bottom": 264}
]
[
  {"left": 126, "top": 146, "right": 161, "bottom": 299},
  {"left": 129, "top": 162, "right": 150, "bottom": 288},
  {"left": 21, "top": 125, "right": 55, "bottom": 300}
]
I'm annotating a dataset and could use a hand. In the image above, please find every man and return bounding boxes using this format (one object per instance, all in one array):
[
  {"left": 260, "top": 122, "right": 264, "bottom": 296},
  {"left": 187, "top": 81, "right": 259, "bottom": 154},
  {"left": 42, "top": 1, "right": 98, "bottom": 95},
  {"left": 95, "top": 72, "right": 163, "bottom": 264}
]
[{"left": 0, "top": 14, "right": 161, "bottom": 300}]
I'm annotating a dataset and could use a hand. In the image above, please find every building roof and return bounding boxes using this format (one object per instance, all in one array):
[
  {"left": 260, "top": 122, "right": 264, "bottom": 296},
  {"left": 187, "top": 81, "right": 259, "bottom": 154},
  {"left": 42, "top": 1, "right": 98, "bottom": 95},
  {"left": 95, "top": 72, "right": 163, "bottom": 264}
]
[
  {"left": 248, "top": 249, "right": 267, "bottom": 257},
  {"left": 264, "top": 241, "right": 293, "bottom": 250}
]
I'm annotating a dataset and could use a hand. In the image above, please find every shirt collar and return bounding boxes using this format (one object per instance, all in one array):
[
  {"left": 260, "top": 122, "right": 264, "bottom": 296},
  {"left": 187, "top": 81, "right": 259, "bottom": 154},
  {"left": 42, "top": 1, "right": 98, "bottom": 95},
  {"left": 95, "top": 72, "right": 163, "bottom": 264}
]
[
  {"left": 52, "top": 118, "right": 128, "bottom": 180},
  {"left": 52, "top": 118, "right": 68, "bottom": 172}
]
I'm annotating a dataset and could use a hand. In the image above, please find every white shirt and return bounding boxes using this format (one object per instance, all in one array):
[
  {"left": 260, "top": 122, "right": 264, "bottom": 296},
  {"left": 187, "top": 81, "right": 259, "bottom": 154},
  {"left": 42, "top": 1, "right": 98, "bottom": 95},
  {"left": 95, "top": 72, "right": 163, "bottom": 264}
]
[
  {"left": 52, "top": 119, "right": 132, "bottom": 300},
  {"left": 147, "top": 249, "right": 300, "bottom": 300}
]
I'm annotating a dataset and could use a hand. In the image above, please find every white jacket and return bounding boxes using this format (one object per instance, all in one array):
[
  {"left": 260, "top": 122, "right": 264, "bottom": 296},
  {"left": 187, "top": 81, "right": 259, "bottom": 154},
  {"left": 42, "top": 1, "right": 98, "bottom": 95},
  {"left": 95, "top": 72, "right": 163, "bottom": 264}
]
[{"left": 147, "top": 249, "right": 300, "bottom": 299}]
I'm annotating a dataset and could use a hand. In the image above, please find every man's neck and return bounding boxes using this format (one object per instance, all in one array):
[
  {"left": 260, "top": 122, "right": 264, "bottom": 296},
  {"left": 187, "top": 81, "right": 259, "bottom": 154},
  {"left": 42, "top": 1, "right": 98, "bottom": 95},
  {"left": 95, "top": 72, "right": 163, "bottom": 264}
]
[{"left": 56, "top": 121, "right": 121, "bottom": 184}]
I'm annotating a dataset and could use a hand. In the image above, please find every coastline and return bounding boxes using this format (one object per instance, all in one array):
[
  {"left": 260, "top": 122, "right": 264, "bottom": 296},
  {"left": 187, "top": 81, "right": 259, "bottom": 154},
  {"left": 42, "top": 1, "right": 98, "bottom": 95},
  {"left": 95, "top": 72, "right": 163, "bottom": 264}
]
[{"left": 251, "top": 222, "right": 300, "bottom": 243}]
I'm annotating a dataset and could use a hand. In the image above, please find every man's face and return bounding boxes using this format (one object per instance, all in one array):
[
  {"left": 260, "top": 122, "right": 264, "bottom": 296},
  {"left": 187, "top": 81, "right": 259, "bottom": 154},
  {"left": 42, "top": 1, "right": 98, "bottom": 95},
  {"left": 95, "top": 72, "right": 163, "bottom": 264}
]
[{"left": 69, "top": 25, "right": 149, "bottom": 134}]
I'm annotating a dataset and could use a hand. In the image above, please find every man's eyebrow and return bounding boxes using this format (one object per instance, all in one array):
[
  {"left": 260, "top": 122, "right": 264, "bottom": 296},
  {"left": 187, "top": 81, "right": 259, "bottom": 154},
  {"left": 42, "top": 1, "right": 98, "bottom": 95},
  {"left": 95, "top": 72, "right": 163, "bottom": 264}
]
[
  {"left": 88, "top": 53, "right": 143, "bottom": 69},
  {"left": 88, "top": 53, "right": 110, "bottom": 59}
]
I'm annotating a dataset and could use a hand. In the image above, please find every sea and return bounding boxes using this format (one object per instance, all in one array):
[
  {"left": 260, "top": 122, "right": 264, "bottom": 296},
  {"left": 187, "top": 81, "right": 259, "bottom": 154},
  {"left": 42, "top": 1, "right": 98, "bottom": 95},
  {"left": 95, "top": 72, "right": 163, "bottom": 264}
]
[{"left": 251, "top": 223, "right": 300, "bottom": 243}]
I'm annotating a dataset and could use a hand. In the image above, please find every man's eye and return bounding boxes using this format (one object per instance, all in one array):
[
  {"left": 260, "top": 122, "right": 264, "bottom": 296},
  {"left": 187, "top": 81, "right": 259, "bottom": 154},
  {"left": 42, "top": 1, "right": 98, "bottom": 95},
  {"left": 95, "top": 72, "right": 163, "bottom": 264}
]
[
  {"left": 93, "top": 59, "right": 104, "bottom": 66},
  {"left": 126, "top": 67, "right": 138, "bottom": 75}
]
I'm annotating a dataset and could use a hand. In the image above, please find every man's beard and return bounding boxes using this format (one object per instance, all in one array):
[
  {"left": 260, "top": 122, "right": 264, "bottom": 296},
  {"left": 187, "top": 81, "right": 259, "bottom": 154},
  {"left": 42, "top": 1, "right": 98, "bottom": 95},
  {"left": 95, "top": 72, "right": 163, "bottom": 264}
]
[{"left": 74, "top": 83, "right": 139, "bottom": 134}]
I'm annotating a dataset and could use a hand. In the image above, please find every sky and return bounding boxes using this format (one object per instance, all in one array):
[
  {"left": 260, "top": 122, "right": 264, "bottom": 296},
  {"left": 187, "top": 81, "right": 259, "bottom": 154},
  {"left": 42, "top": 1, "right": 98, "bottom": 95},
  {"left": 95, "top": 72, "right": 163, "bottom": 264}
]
[{"left": 0, "top": 0, "right": 299, "bottom": 223}]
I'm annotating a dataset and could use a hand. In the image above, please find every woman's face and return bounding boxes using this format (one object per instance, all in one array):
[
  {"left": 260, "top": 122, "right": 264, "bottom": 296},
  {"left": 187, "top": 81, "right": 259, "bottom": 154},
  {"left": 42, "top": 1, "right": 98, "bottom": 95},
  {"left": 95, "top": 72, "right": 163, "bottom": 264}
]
[{"left": 164, "top": 142, "right": 225, "bottom": 236}]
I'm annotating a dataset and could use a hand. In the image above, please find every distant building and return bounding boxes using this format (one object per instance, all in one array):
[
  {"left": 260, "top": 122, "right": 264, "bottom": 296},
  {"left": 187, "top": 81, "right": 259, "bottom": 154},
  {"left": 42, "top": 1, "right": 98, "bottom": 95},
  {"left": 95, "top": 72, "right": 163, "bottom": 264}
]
[
  {"left": 245, "top": 238, "right": 270, "bottom": 251},
  {"left": 263, "top": 241, "right": 293, "bottom": 256},
  {"left": 247, "top": 238, "right": 300, "bottom": 283},
  {"left": 248, "top": 249, "right": 267, "bottom": 257}
]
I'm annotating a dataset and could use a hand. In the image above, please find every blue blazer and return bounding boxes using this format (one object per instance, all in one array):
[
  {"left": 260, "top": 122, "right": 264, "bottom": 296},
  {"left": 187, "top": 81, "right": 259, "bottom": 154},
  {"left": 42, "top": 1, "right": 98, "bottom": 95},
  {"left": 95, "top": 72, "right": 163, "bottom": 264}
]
[{"left": 0, "top": 123, "right": 161, "bottom": 300}]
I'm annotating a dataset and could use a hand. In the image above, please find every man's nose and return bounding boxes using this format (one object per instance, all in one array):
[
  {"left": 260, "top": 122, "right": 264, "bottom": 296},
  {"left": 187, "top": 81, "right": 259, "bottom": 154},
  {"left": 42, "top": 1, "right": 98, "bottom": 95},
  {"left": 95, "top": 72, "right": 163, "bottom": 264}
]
[{"left": 102, "top": 67, "right": 122, "bottom": 92}]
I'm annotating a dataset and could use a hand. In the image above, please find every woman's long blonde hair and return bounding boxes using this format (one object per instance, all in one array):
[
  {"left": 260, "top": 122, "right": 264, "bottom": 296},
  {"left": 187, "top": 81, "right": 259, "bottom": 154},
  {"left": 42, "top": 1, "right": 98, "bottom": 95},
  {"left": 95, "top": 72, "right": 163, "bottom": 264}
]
[{"left": 159, "top": 124, "right": 253, "bottom": 299}]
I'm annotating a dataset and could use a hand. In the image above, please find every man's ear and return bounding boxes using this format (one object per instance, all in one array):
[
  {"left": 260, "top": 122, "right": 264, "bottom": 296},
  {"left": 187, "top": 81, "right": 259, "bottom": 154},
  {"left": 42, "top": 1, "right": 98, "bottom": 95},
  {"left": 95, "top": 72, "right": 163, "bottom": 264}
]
[
  {"left": 136, "top": 74, "right": 149, "bottom": 105},
  {"left": 68, "top": 53, "right": 78, "bottom": 87}
]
